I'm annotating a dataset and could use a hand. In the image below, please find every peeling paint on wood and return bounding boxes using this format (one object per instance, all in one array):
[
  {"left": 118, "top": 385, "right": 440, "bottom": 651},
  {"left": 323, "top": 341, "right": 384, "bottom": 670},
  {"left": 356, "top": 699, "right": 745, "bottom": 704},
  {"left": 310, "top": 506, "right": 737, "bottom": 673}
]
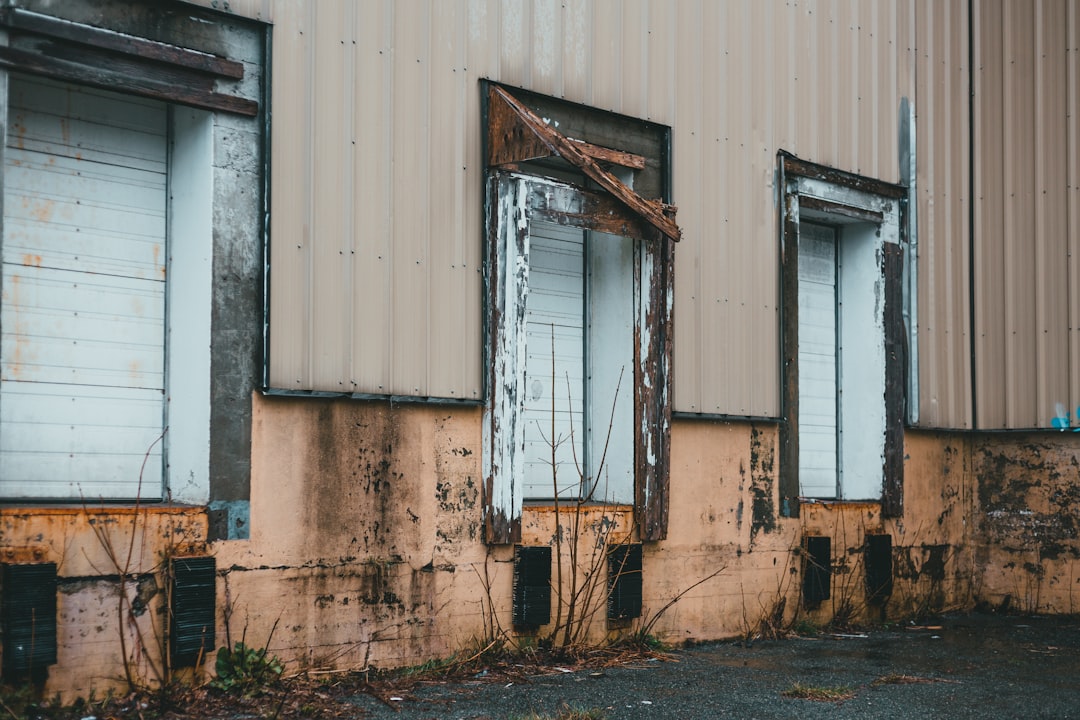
[
  {"left": 484, "top": 170, "right": 673, "bottom": 543},
  {"left": 882, "top": 242, "right": 906, "bottom": 517}
]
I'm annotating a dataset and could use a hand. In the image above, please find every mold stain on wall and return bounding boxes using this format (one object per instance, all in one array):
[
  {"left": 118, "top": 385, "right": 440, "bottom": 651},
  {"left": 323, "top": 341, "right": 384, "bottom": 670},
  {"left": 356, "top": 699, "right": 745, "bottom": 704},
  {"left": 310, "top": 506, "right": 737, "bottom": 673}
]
[{"left": 749, "top": 425, "right": 778, "bottom": 543}]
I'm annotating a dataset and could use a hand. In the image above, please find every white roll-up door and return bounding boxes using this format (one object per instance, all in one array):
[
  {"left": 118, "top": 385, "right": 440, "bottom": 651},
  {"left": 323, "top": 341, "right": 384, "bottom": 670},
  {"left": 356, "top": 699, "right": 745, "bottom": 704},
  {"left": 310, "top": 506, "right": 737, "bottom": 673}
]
[
  {"left": 523, "top": 220, "right": 585, "bottom": 499},
  {"left": 1, "top": 76, "right": 168, "bottom": 500},
  {"left": 798, "top": 223, "right": 839, "bottom": 498}
]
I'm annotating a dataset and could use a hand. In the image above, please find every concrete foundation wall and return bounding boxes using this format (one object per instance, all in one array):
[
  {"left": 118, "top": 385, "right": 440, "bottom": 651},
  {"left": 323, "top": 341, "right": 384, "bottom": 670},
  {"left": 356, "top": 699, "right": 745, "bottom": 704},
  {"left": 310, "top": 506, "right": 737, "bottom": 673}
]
[
  {"left": 971, "top": 434, "right": 1080, "bottom": 614},
  {"left": 4, "top": 400, "right": 1080, "bottom": 699}
]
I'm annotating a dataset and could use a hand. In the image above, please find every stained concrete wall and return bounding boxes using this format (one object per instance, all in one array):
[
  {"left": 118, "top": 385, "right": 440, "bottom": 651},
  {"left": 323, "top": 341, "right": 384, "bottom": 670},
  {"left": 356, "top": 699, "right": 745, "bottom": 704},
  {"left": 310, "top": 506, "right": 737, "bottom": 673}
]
[
  {"left": 5, "top": 397, "right": 1080, "bottom": 699},
  {"left": 972, "top": 433, "right": 1080, "bottom": 614},
  {"left": 0, "top": 507, "right": 208, "bottom": 698}
]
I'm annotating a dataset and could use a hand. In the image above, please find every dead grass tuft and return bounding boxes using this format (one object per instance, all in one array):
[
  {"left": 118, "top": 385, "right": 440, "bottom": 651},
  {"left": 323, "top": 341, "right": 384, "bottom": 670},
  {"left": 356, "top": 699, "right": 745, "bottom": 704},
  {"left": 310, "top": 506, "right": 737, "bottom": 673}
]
[{"left": 781, "top": 682, "right": 856, "bottom": 702}]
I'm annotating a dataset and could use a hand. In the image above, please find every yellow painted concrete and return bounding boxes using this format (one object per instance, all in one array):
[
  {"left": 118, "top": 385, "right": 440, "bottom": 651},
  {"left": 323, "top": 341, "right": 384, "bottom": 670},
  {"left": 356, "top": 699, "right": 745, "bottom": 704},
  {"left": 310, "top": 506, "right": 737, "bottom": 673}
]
[{"left": 5, "top": 400, "right": 1080, "bottom": 700}]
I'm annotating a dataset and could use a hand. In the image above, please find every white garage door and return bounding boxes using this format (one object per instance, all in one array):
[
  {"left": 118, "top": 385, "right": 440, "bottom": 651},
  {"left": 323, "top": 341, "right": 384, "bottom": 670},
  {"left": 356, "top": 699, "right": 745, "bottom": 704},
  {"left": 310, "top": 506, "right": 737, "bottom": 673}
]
[
  {"left": 1, "top": 76, "right": 168, "bottom": 500},
  {"left": 798, "top": 223, "right": 839, "bottom": 498},
  {"left": 523, "top": 220, "right": 586, "bottom": 499}
]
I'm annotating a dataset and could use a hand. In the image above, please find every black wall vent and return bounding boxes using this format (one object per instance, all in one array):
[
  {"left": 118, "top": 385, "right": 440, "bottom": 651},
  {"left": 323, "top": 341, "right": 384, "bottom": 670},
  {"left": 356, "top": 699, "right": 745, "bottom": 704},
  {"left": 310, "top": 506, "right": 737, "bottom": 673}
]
[
  {"left": 607, "top": 543, "right": 643, "bottom": 620},
  {"left": 513, "top": 546, "right": 551, "bottom": 629},
  {"left": 170, "top": 557, "right": 216, "bottom": 666},
  {"left": 802, "top": 536, "right": 831, "bottom": 606},
  {"left": 864, "top": 533, "right": 893, "bottom": 604},
  {"left": 1, "top": 562, "right": 58, "bottom": 674}
]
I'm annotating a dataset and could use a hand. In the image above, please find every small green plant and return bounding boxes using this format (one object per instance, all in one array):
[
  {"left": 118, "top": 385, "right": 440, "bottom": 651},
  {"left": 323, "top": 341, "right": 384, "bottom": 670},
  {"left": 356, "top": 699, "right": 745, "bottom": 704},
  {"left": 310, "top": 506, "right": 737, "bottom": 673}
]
[
  {"left": 210, "top": 641, "right": 284, "bottom": 696},
  {"left": 398, "top": 655, "right": 457, "bottom": 679},
  {"left": 782, "top": 682, "right": 855, "bottom": 702},
  {"left": 791, "top": 618, "right": 821, "bottom": 637}
]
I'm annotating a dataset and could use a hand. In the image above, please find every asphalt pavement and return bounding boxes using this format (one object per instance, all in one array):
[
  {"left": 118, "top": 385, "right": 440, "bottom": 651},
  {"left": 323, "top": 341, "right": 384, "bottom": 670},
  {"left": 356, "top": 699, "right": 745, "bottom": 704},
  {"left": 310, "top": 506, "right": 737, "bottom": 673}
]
[{"left": 344, "top": 613, "right": 1080, "bottom": 719}]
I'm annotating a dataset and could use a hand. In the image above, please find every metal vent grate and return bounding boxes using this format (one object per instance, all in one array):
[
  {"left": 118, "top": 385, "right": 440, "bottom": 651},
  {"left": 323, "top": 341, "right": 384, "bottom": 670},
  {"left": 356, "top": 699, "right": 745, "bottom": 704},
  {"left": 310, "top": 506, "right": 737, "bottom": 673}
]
[
  {"left": 607, "top": 544, "right": 643, "bottom": 620},
  {"left": 513, "top": 546, "right": 551, "bottom": 629},
  {"left": 170, "top": 557, "right": 216, "bottom": 666},
  {"left": 864, "top": 534, "right": 893, "bottom": 604},
  {"left": 802, "top": 536, "right": 831, "bottom": 605},
  {"left": 1, "top": 563, "right": 58, "bottom": 673}
]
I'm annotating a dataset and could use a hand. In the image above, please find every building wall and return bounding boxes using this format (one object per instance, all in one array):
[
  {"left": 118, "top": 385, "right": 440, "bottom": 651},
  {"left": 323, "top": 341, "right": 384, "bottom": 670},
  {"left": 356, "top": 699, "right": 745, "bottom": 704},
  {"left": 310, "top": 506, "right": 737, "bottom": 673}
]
[
  {"left": 915, "top": 0, "right": 973, "bottom": 429},
  {"left": 973, "top": 0, "right": 1080, "bottom": 430},
  {"left": 4, "top": 0, "right": 1080, "bottom": 702},
  {"left": 211, "top": 0, "right": 917, "bottom": 421},
  {"left": 185, "top": 0, "right": 1080, "bottom": 433}
]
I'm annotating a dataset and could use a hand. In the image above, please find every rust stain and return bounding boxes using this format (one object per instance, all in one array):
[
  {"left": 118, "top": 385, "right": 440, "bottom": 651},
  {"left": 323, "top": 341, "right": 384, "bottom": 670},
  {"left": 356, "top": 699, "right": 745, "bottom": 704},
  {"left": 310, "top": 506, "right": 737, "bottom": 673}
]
[
  {"left": 31, "top": 199, "right": 56, "bottom": 223},
  {"left": 22, "top": 254, "right": 42, "bottom": 267},
  {"left": 5, "top": 275, "right": 23, "bottom": 379}
]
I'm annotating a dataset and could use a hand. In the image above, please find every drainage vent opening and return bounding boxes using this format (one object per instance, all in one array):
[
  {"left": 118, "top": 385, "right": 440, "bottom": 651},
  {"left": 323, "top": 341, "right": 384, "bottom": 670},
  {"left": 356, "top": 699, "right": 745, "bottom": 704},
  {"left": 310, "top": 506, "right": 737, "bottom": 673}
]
[
  {"left": 864, "top": 533, "right": 893, "bottom": 604},
  {"left": 170, "top": 556, "right": 217, "bottom": 666},
  {"left": 1, "top": 562, "right": 58, "bottom": 674},
  {"left": 513, "top": 546, "right": 551, "bottom": 629},
  {"left": 802, "top": 535, "right": 831, "bottom": 606},
  {"left": 607, "top": 543, "right": 643, "bottom": 620}
]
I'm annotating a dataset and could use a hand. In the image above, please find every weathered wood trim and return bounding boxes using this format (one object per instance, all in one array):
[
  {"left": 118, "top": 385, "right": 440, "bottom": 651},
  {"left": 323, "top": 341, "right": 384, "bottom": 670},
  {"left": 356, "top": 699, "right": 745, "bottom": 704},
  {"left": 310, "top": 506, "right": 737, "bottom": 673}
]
[
  {"left": 0, "top": 45, "right": 258, "bottom": 116},
  {"left": 567, "top": 138, "right": 646, "bottom": 170},
  {"left": 521, "top": 179, "right": 659, "bottom": 242},
  {"left": 779, "top": 149, "right": 909, "bottom": 515},
  {"left": 798, "top": 195, "right": 885, "bottom": 224},
  {"left": 0, "top": 8, "right": 257, "bottom": 117},
  {"left": 484, "top": 173, "right": 528, "bottom": 544},
  {"left": 635, "top": 235, "right": 673, "bottom": 540},
  {"left": 779, "top": 151, "right": 906, "bottom": 200},
  {"left": 0, "top": 8, "right": 245, "bottom": 79},
  {"left": 488, "top": 85, "right": 680, "bottom": 242},
  {"left": 778, "top": 179, "right": 801, "bottom": 518},
  {"left": 485, "top": 172, "right": 672, "bottom": 542},
  {"left": 882, "top": 242, "right": 906, "bottom": 517},
  {"left": 486, "top": 92, "right": 645, "bottom": 171}
]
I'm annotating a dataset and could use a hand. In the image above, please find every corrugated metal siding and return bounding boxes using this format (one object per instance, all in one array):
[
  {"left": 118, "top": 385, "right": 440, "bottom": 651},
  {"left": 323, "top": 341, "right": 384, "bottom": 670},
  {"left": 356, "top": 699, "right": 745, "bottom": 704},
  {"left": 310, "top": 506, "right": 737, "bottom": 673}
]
[
  {"left": 197, "top": 0, "right": 920, "bottom": 416},
  {"left": 665, "top": 0, "right": 915, "bottom": 416},
  {"left": 915, "top": 0, "right": 973, "bottom": 429},
  {"left": 974, "top": 0, "right": 1080, "bottom": 429}
]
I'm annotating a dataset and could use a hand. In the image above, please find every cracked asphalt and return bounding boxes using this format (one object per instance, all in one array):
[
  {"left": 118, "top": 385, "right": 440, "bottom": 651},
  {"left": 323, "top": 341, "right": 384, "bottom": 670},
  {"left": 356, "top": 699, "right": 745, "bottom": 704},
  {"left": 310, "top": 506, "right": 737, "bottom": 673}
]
[{"left": 345, "top": 613, "right": 1080, "bottom": 719}]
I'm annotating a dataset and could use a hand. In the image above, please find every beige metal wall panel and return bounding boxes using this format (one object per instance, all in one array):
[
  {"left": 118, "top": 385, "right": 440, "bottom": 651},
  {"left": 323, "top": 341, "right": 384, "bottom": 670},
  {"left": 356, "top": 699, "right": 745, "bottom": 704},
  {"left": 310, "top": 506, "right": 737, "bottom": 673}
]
[
  {"left": 310, "top": 3, "right": 349, "bottom": 390},
  {"left": 915, "top": 1, "right": 973, "bottom": 428},
  {"left": 974, "top": 0, "right": 1006, "bottom": 426},
  {"left": 1070, "top": 2, "right": 1080, "bottom": 422},
  {"left": 1034, "top": 0, "right": 1072, "bottom": 428},
  {"left": 267, "top": 1, "right": 311, "bottom": 390},
  {"left": 352, "top": 0, "right": 394, "bottom": 394},
  {"left": 672, "top": 0, "right": 915, "bottom": 416},
  {"left": 259, "top": 0, "right": 916, "bottom": 411},
  {"left": 671, "top": 0, "right": 704, "bottom": 413},
  {"left": 974, "top": 0, "right": 1079, "bottom": 429}
]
